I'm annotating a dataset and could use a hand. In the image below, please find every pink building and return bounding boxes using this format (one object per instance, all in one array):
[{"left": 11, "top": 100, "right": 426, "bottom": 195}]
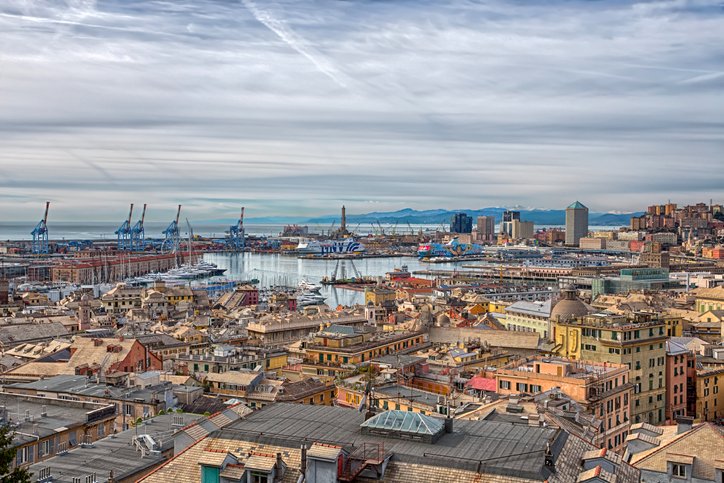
[{"left": 665, "top": 340, "right": 689, "bottom": 423}]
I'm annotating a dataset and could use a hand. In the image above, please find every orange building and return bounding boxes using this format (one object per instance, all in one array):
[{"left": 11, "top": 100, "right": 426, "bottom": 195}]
[{"left": 495, "top": 357, "right": 632, "bottom": 452}]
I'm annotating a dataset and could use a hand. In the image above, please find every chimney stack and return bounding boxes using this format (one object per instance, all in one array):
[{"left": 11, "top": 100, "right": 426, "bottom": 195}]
[
  {"left": 300, "top": 444, "right": 307, "bottom": 477},
  {"left": 444, "top": 413, "right": 454, "bottom": 433},
  {"left": 676, "top": 416, "right": 694, "bottom": 434}
]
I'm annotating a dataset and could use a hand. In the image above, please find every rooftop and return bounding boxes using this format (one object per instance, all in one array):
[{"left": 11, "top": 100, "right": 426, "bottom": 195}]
[
  {"left": 141, "top": 402, "right": 640, "bottom": 483},
  {"left": 6, "top": 374, "right": 175, "bottom": 403},
  {"left": 28, "top": 412, "right": 203, "bottom": 482},
  {"left": 0, "top": 393, "right": 115, "bottom": 446},
  {"left": 361, "top": 410, "right": 444, "bottom": 439},
  {"left": 567, "top": 201, "right": 588, "bottom": 210},
  {"left": 214, "top": 403, "right": 559, "bottom": 480}
]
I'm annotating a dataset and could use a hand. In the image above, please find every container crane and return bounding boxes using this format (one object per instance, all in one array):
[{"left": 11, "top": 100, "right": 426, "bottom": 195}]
[
  {"left": 31, "top": 201, "right": 50, "bottom": 254},
  {"left": 162, "top": 205, "right": 181, "bottom": 253},
  {"left": 227, "top": 206, "right": 245, "bottom": 251},
  {"left": 186, "top": 218, "right": 194, "bottom": 263},
  {"left": 114, "top": 204, "right": 134, "bottom": 251},
  {"left": 130, "top": 203, "right": 147, "bottom": 251}
]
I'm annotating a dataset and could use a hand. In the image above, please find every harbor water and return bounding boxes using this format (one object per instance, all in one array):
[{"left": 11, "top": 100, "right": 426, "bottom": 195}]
[{"left": 202, "top": 252, "right": 467, "bottom": 306}]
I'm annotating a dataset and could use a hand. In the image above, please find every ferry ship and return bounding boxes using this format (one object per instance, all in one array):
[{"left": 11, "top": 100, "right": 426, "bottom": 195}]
[
  {"left": 417, "top": 237, "right": 484, "bottom": 259},
  {"left": 295, "top": 239, "right": 365, "bottom": 255}
]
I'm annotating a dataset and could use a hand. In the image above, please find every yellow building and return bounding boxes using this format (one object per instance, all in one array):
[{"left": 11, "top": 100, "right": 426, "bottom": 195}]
[
  {"left": 364, "top": 287, "right": 396, "bottom": 306},
  {"left": 695, "top": 366, "right": 724, "bottom": 422},
  {"left": 662, "top": 315, "right": 684, "bottom": 337},
  {"left": 488, "top": 301, "right": 508, "bottom": 313},
  {"left": 694, "top": 286, "right": 724, "bottom": 313},
  {"left": 303, "top": 328, "right": 427, "bottom": 377},
  {"left": 267, "top": 352, "right": 290, "bottom": 372},
  {"left": 553, "top": 313, "right": 668, "bottom": 425},
  {"left": 553, "top": 324, "right": 582, "bottom": 360}
]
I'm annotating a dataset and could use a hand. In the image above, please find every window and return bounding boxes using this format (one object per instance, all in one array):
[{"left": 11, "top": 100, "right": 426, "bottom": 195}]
[
  {"left": 251, "top": 473, "right": 269, "bottom": 483},
  {"left": 672, "top": 463, "right": 686, "bottom": 478},
  {"left": 38, "top": 440, "right": 51, "bottom": 458},
  {"left": 16, "top": 446, "right": 32, "bottom": 465},
  {"left": 500, "top": 380, "right": 511, "bottom": 390}
]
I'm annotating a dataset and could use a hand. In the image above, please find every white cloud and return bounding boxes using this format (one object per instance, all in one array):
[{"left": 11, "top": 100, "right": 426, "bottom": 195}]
[{"left": 0, "top": 0, "right": 722, "bottom": 222}]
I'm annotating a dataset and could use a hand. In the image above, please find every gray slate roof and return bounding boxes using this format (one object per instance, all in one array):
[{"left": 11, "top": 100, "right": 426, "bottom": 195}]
[
  {"left": 28, "top": 412, "right": 203, "bottom": 482},
  {"left": 216, "top": 403, "right": 559, "bottom": 481}
]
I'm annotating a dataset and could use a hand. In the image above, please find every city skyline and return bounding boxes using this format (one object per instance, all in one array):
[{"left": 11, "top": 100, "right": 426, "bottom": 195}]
[{"left": 1, "top": 0, "right": 723, "bottom": 221}]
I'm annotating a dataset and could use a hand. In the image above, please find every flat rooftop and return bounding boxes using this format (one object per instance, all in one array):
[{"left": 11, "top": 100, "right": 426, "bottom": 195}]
[
  {"left": 6, "top": 374, "right": 174, "bottom": 402},
  {"left": 216, "top": 402, "right": 559, "bottom": 481},
  {"left": 0, "top": 393, "right": 114, "bottom": 446},
  {"left": 28, "top": 412, "right": 203, "bottom": 482}
]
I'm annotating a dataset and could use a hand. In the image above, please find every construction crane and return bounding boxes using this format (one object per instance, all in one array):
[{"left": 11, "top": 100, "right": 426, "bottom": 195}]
[
  {"left": 328, "top": 220, "right": 336, "bottom": 237},
  {"left": 31, "top": 201, "right": 50, "bottom": 254},
  {"left": 227, "top": 206, "right": 245, "bottom": 252},
  {"left": 130, "top": 204, "right": 147, "bottom": 251},
  {"left": 162, "top": 205, "right": 181, "bottom": 254},
  {"left": 114, "top": 204, "right": 134, "bottom": 251},
  {"left": 376, "top": 219, "right": 385, "bottom": 236},
  {"left": 185, "top": 218, "right": 194, "bottom": 263}
]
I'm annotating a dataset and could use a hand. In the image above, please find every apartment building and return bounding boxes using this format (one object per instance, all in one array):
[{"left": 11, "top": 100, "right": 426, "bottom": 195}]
[
  {"left": 302, "top": 326, "right": 427, "bottom": 377},
  {"left": 495, "top": 357, "right": 632, "bottom": 452},
  {"left": 553, "top": 312, "right": 668, "bottom": 425}
]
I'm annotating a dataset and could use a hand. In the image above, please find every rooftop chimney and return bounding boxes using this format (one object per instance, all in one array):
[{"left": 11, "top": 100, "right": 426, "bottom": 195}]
[
  {"left": 300, "top": 444, "right": 307, "bottom": 477},
  {"left": 444, "top": 414, "right": 454, "bottom": 434},
  {"left": 676, "top": 416, "right": 694, "bottom": 434}
]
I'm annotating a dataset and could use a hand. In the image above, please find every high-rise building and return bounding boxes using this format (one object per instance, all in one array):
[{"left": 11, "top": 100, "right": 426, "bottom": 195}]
[
  {"left": 511, "top": 220, "right": 534, "bottom": 239},
  {"left": 450, "top": 213, "right": 472, "bottom": 233},
  {"left": 565, "top": 201, "right": 589, "bottom": 246},
  {"left": 500, "top": 210, "right": 520, "bottom": 236},
  {"left": 475, "top": 216, "right": 496, "bottom": 242}
]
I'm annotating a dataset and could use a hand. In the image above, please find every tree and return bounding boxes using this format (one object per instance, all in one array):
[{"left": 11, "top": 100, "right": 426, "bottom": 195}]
[{"left": 0, "top": 425, "right": 31, "bottom": 483}]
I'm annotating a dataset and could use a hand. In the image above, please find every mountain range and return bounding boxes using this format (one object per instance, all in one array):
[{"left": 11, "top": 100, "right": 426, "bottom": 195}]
[{"left": 243, "top": 207, "right": 641, "bottom": 227}]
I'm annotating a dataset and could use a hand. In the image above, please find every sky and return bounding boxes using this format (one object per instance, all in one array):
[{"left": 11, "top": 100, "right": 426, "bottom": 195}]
[{"left": 0, "top": 0, "right": 723, "bottom": 222}]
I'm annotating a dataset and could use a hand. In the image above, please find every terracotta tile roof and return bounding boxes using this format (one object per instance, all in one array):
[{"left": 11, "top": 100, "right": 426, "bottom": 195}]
[
  {"left": 632, "top": 423, "right": 724, "bottom": 481},
  {"left": 307, "top": 443, "right": 343, "bottom": 460},
  {"left": 140, "top": 437, "right": 302, "bottom": 483}
]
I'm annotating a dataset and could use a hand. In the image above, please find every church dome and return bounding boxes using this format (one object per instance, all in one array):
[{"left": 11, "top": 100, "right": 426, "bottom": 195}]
[{"left": 550, "top": 285, "right": 589, "bottom": 322}]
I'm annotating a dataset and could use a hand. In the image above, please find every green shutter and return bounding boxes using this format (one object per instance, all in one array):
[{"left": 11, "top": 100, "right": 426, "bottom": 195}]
[{"left": 201, "top": 465, "right": 220, "bottom": 483}]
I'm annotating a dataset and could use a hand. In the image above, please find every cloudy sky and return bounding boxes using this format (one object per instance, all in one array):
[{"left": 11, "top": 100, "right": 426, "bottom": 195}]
[{"left": 1, "top": 0, "right": 723, "bottom": 222}]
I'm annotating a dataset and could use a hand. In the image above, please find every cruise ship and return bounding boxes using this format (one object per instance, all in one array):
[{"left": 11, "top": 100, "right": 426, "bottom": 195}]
[
  {"left": 417, "top": 237, "right": 484, "bottom": 259},
  {"left": 296, "top": 239, "right": 365, "bottom": 255}
]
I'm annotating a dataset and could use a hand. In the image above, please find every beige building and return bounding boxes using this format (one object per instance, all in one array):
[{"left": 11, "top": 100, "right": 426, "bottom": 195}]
[
  {"left": 511, "top": 219, "right": 534, "bottom": 239},
  {"left": 553, "top": 312, "right": 668, "bottom": 425},
  {"left": 246, "top": 308, "right": 368, "bottom": 346}
]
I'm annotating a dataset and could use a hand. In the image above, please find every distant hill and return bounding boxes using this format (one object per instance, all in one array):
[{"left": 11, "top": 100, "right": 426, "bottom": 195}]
[{"left": 303, "top": 207, "right": 641, "bottom": 227}]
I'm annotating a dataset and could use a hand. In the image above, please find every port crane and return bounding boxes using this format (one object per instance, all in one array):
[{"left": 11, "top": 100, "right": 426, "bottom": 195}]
[
  {"left": 227, "top": 206, "right": 246, "bottom": 252},
  {"left": 31, "top": 201, "right": 50, "bottom": 254},
  {"left": 162, "top": 205, "right": 181, "bottom": 254},
  {"left": 130, "top": 204, "right": 147, "bottom": 251},
  {"left": 185, "top": 218, "right": 194, "bottom": 262},
  {"left": 114, "top": 204, "right": 134, "bottom": 251}
]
